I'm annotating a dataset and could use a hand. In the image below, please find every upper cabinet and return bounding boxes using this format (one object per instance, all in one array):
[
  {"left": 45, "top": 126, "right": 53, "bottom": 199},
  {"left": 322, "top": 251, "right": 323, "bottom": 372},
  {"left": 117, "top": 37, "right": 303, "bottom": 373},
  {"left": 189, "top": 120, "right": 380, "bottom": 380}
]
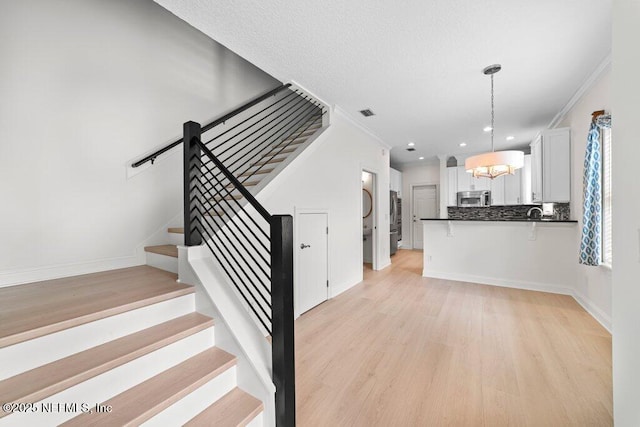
[
  {"left": 490, "top": 177, "right": 505, "bottom": 205},
  {"left": 521, "top": 155, "right": 532, "bottom": 204},
  {"left": 504, "top": 169, "right": 522, "bottom": 205},
  {"left": 447, "top": 167, "right": 457, "bottom": 206},
  {"left": 489, "top": 166, "right": 523, "bottom": 205},
  {"left": 390, "top": 167, "right": 403, "bottom": 198},
  {"left": 530, "top": 128, "right": 571, "bottom": 203},
  {"left": 531, "top": 135, "right": 543, "bottom": 202},
  {"left": 450, "top": 154, "right": 531, "bottom": 206},
  {"left": 457, "top": 166, "right": 490, "bottom": 192}
]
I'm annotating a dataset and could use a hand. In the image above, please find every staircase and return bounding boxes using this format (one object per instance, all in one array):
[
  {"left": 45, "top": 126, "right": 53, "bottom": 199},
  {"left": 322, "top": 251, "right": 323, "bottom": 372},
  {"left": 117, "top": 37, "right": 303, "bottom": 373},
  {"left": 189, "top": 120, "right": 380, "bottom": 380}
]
[
  {"left": 0, "top": 84, "right": 326, "bottom": 426},
  {"left": 144, "top": 102, "right": 323, "bottom": 273},
  {"left": 0, "top": 267, "right": 263, "bottom": 426}
]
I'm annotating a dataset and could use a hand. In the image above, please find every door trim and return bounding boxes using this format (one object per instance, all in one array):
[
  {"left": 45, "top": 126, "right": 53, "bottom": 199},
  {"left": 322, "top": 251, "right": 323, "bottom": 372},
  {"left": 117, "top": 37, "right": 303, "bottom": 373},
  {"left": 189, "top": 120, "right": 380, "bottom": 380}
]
[
  {"left": 361, "top": 165, "right": 383, "bottom": 270},
  {"left": 410, "top": 183, "right": 439, "bottom": 249},
  {"left": 294, "top": 207, "right": 330, "bottom": 319}
]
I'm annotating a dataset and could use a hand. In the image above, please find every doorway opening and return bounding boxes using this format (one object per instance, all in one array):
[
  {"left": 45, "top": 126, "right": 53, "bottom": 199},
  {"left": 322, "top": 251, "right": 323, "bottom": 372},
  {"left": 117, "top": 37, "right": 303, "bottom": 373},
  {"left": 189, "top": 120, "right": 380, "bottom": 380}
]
[
  {"left": 362, "top": 170, "right": 378, "bottom": 270},
  {"left": 411, "top": 184, "right": 438, "bottom": 250}
]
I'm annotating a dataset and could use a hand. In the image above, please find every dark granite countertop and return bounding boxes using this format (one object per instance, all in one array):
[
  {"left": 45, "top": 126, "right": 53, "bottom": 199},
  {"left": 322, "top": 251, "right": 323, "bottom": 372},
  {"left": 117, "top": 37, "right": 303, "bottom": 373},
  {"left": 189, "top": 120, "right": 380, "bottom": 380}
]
[{"left": 421, "top": 218, "right": 578, "bottom": 223}]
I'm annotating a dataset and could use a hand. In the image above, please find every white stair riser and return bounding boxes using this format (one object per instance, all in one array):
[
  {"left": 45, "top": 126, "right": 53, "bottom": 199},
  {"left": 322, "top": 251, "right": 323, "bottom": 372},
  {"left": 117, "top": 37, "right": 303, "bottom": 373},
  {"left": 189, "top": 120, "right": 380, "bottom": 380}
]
[
  {"left": 247, "top": 412, "right": 264, "bottom": 427},
  {"left": 142, "top": 367, "right": 237, "bottom": 426},
  {"left": 0, "top": 328, "right": 215, "bottom": 427},
  {"left": 167, "top": 232, "right": 184, "bottom": 246},
  {"left": 0, "top": 294, "right": 194, "bottom": 380},
  {"left": 146, "top": 252, "right": 179, "bottom": 273}
]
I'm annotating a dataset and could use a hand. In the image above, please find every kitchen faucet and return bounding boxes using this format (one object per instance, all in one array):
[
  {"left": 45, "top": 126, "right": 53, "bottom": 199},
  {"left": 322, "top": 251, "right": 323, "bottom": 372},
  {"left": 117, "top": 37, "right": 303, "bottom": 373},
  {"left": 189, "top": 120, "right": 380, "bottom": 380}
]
[{"left": 527, "top": 206, "right": 543, "bottom": 219}]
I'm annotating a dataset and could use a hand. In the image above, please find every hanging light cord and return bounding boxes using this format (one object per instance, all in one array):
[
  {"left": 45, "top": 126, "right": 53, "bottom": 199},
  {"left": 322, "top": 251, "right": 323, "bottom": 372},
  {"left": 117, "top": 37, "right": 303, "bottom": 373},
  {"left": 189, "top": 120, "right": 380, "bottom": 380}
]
[{"left": 490, "top": 73, "right": 495, "bottom": 153}]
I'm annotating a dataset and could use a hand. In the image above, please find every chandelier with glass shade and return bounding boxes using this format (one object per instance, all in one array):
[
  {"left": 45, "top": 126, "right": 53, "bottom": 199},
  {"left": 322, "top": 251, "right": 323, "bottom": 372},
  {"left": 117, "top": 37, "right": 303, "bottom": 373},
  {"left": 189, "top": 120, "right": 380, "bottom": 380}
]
[{"left": 465, "top": 64, "right": 524, "bottom": 179}]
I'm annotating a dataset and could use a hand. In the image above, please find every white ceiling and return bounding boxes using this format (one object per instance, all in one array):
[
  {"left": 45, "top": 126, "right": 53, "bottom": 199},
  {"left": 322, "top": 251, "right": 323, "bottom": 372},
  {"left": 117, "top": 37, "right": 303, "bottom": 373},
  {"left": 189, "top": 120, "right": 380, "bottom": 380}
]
[{"left": 154, "top": 0, "right": 612, "bottom": 166}]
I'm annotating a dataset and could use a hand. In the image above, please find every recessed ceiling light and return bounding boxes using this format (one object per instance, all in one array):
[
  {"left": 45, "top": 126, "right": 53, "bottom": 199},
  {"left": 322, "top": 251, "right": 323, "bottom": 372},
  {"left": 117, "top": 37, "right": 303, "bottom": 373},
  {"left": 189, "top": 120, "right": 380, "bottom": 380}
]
[
  {"left": 506, "top": 136, "right": 515, "bottom": 141},
  {"left": 408, "top": 142, "right": 415, "bottom": 147},
  {"left": 359, "top": 109, "right": 375, "bottom": 117},
  {"left": 459, "top": 142, "right": 467, "bottom": 147},
  {"left": 418, "top": 156, "right": 425, "bottom": 160},
  {"left": 483, "top": 126, "right": 493, "bottom": 132}
]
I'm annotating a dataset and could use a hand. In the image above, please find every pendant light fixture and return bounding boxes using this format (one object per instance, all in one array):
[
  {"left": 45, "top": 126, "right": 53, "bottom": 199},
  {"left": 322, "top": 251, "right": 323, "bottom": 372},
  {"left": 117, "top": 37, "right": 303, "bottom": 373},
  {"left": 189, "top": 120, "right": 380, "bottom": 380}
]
[{"left": 465, "top": 64, "right": 524, "bottom": 179}]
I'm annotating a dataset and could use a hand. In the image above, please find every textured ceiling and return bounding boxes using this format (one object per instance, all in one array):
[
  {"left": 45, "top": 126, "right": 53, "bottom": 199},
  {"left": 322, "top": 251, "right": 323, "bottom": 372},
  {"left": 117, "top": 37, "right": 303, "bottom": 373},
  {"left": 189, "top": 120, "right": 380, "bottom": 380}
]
[{"left": 154, "top": 0, "right": 611, "bottom": 165}]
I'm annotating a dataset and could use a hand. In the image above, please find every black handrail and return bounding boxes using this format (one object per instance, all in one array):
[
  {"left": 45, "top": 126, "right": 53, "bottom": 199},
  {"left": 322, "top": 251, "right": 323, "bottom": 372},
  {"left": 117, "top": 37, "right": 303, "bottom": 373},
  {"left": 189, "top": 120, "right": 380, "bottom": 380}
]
[{"left": 131, "top": 83, "right": 292, "bottom": 168}]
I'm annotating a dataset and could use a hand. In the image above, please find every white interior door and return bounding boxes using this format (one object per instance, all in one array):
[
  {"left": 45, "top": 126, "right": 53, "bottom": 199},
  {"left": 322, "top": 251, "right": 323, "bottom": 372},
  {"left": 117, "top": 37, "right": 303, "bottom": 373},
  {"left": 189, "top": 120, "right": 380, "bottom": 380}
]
[
  {"left": 412, "top": 185, "right": 438, "bottom": 250},
  {"left": 297, "top": 212, "right": 329, "bottom": 315}
]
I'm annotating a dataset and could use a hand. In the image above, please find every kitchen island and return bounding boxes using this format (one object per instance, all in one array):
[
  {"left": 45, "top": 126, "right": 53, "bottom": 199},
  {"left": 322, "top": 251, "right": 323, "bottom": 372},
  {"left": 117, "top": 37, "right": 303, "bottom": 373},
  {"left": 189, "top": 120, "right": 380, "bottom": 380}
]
[{"left": 421, "top": 218, "right": 578, "bottom": 295}]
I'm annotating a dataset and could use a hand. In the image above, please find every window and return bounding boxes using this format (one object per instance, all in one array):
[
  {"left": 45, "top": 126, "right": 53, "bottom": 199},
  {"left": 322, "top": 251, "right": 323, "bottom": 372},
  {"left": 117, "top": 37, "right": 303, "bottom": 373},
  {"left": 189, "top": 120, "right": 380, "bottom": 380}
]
[{"left": 601, "top": 127, "right": 612, "bottom": 266}]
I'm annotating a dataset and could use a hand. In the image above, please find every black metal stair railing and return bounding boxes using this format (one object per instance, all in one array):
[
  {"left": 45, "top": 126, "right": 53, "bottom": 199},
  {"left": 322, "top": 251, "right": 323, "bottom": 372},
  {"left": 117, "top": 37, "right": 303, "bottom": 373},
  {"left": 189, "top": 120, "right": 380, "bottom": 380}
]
[
  {"left": 185, "top": 123, "right": 295, "bottom": 426},
  {"left": 167, "top": 85, "right": 324, "bottom": 427}
]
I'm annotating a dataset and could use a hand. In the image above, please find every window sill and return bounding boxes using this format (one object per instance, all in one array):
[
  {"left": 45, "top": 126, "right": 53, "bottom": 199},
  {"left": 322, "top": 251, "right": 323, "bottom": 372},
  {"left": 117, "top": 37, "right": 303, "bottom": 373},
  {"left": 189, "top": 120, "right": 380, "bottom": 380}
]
[{"left": 600, "top": 262, "right": 612, "bottom": 271}]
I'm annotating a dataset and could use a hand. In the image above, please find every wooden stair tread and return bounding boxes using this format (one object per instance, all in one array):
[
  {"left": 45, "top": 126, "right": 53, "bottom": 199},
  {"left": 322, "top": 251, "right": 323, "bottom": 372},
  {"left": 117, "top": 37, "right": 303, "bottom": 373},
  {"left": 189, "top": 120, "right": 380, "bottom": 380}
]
[
  {"left": 144, "top": 244, "right": 178, "bottom": 258},
  {"left": 0, "top": 266, "right": 188, "bottom": 348},
  {"left": 252, "top": 157, "right": 285, "bottom": 167},
  {"left": 226, "top": 180, "right": 259, "bottom": 189},
  {"left": 282, "top": 129, "right": 316, "bottom": 141},
  {"left": 239, "top": 168, "right": 274, "bottom": 177},
  {"left": 265, "top": 146, "right": 297, "bottom": 156},
  {"left": 272, "top": 138, "right": 305, "bottom": 149},
  {"left": 62, "top": 348, "right": 236, "bottom": 426},
  {"left": 185, "top": 388, "right": 263, "bottom": 427},
  {"left": 0, "top": 313, "right": 213, "bottom": 415},
  {"left": 211, "top": 194, "right": 243, "bottom": 201},
  {"left": 168, "top": 227, "right": 184, "bottom": 234}
]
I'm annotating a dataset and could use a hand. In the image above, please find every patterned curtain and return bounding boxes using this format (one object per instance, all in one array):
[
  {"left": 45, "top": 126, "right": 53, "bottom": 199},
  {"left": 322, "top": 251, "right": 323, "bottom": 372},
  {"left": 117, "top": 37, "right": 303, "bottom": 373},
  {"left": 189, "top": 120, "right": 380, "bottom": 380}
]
[{"left": 579, "top": 122, "right": 602, "bottom": 266}]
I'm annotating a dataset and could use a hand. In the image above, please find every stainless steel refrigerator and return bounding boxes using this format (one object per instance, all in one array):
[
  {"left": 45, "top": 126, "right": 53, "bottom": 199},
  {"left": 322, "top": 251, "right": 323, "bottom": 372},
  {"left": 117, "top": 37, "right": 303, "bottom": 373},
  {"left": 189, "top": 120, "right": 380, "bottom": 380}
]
[{"left": 390, "top": 191, "right": 400, "bottom": 255}]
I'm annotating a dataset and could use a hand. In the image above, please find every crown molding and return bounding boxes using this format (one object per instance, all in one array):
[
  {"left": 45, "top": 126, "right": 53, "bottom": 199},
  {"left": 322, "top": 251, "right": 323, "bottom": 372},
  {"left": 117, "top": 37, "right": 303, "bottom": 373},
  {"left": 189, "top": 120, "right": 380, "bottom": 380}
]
[{"left": 548, "top": 53, "right": 611, "bottom": 129}]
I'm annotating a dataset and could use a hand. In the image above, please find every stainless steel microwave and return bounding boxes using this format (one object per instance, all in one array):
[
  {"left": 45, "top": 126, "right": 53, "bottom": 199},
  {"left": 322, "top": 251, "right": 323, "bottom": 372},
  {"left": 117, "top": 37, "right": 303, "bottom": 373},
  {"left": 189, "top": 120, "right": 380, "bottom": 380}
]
[{"left": 457, "top": 191, "right": 491, "bottom": 207}]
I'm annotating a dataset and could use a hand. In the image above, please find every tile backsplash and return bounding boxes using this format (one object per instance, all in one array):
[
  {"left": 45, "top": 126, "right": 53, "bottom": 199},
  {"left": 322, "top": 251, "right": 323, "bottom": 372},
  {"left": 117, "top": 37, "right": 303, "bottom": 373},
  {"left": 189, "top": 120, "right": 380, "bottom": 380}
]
[{"left": 448, "top": 203, "right": 570, "bottom": 221}]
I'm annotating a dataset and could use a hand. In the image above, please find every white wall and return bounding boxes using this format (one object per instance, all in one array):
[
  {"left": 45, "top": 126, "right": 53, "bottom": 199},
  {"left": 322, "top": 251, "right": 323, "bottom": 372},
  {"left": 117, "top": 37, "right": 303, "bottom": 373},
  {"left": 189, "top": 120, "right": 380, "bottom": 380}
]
[
  {"left": 0, "top": 0, "right": 278, "bottom": 285},
  {"left": 557, "top": 67, "right": 612, "bottom": 329},
  {"left": 258, "top": 109, "right": 391, "bottom": 297},
  {"left": 422, "top": 221, "right": 578, "bottom": 294},
  {"left": 399, "top": 161, "right": 440, "bottom": 248},
  {"left": 612, "top": 1, "right": 640, "bottom": 424}
]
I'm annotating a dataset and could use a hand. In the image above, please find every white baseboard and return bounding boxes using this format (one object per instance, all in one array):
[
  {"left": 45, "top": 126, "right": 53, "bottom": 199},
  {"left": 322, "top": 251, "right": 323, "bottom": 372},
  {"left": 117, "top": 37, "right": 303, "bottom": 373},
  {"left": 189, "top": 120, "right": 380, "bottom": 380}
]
[
  {"left": 376, "top": 260, "right": 392, "bottom": 270},
  {"left": 423, "top": 270, "right": 574, "bottom": 295},
  {"left": 572, "top": 290, "right": 612, "bottom": 333},
  {"left": 0, "top": 211, "right": 184, "bottom": 288},
  {"left": 330, "top": 276, "right": 361, "bottom": 299},
  {"left": 0, "top": 253, "right": 144, "bottom": 288},
  {"left": 423, "top": 270, "right": 612, "bottom": 334}
]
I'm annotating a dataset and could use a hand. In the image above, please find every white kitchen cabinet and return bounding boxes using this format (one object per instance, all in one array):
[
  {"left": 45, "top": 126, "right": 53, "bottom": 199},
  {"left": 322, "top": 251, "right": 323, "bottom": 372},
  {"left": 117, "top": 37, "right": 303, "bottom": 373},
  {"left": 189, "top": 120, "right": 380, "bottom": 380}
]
[
  {"left": 531, "top": 135, "right": 543, "bottom": 203},
  {"left": 530, "top": 128, "right": 571, "bottom": 203},
  {"left": 488, "top": 168, "right": 522, "bottom": 206},
  {"left": 447, "top": 167, "right": 457, "bottom": 206},
  {"left": 504, "top": 169, "right": 522, "bottom": 205},
  {"left": 472, "top": 176, "right": 490, "bottom": 191},
  {"left": 490, "top": 178, "right": 505, "bottom": 205},
  {"left": 390, "top": 167, "right": 403, "bottom": 198},
  {"left": 457, "top": 166, "right": 490, "bottom": 192},
  {"left": 456, "top": 166, "right": 470, "bottom": 192},
  {"left": 521, "top": 155, "right": 532, "bottom": 204}
]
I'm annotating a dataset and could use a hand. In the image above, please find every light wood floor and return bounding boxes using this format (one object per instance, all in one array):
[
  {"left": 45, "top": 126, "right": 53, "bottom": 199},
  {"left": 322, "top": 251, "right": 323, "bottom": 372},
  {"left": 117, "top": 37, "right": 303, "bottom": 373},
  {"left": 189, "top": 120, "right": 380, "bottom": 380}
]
[{"left": 295, "top": 249, "right": 612, "bottom": 426}]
